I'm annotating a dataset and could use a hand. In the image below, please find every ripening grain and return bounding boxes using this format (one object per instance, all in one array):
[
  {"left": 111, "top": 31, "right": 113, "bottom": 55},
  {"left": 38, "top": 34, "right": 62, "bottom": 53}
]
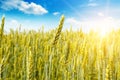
[{"left": 0, "top": 15, "right": 120, "bottom": 80}]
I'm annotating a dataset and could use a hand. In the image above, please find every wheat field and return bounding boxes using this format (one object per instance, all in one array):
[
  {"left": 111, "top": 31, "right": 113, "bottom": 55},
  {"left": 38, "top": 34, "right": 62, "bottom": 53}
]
[{"left": 0, "top": 15, "right": 120, "bottom": 80}]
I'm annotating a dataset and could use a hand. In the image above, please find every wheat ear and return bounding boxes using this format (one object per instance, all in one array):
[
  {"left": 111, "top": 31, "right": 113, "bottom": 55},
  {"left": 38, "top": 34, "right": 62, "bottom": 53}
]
[{"left": 52, "top": 15, "right": 65, "bottom": 46}]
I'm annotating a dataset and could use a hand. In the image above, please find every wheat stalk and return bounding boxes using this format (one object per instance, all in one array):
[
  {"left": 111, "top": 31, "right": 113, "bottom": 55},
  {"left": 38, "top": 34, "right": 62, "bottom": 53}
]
[
  {"left": 105, "top": 60, "right": 112, "bottom": 80},
  {"left": 26, "top": 46, "right": 34, "bottom": 80},
  {"left": 0, "top": 16, "right": 5, "bottom": 80},
  {"left": 52, "top": 15, "right": 65, "bottom": 46},
  {"left": 0, "top": 16, "right": 5, "bottom": 39}
]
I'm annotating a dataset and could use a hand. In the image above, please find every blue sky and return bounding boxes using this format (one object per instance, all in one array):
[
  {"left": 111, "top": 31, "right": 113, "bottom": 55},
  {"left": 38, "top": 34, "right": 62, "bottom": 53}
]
[{"left": 0, "top": 0, "right": 120, "bottom": 34}]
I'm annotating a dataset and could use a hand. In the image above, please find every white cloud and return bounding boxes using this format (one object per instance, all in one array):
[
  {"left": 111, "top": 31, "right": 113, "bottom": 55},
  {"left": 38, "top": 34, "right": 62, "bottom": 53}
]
[
  {"left": 89, "top": 0, "right": 96, "bottom": 2},
  {"left": 53, "top": 12, "right": 60, "bottom": 16},
  {"left": 0, "top": 0, "right": 48, "bottom": 15},
  {"left": 66, "top": 18, "right": 81, "bottom": 25},
  {"left": 80, "top": 2, "right": 98, "bottom": 8},
  {"left": 65, "top": 17, "right": 120, "bottom": 34},
  {"left": 0, "top": 0, "right": 17, "bottom": 10},
  {"left": 4, "top": 19, "right": 20, "bottom": 32},
  {"left": 98, "top": 12, "right": 104, "bottom": 17},
  {"left": 88, "top": 3, "right": 98, "bottom": 7},
  {"left": 11, "top": 19, "right": 18, "bottom": 24},
  {"left": 65, "top": 18, "right": 83, "bottom": 31},
  {"left": 4, "top": 19, "right": 37, "bottom": 31}
]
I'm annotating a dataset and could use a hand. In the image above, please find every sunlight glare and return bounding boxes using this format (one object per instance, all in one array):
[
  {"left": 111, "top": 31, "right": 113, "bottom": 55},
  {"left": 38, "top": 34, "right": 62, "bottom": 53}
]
[
  {"left": 82, "top": 16, "right": 120, "bottom": 37},
  {"left": 92, "top": 17, "right": 119, "bottom": 37}
]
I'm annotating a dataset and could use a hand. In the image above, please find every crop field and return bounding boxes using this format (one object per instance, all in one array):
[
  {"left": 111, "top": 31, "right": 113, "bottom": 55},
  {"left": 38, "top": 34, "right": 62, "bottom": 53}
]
[{"left": 0, "top": 16, "right": 120, "bottom": 80}]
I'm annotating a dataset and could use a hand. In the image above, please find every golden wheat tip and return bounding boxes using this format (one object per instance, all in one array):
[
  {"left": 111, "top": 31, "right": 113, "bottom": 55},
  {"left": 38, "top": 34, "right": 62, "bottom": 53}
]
[{"left": 1, "top": 16, "right": 5, "bottom": 21}]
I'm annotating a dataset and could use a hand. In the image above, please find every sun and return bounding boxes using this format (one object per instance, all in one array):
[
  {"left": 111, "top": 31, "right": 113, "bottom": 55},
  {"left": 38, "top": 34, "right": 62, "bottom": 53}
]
[
  {"left": 89, "top": 16, "right": 120, "bottom": 37},
  {"left": 95, "top": 18, "right": 113, "bottom": 37}
]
